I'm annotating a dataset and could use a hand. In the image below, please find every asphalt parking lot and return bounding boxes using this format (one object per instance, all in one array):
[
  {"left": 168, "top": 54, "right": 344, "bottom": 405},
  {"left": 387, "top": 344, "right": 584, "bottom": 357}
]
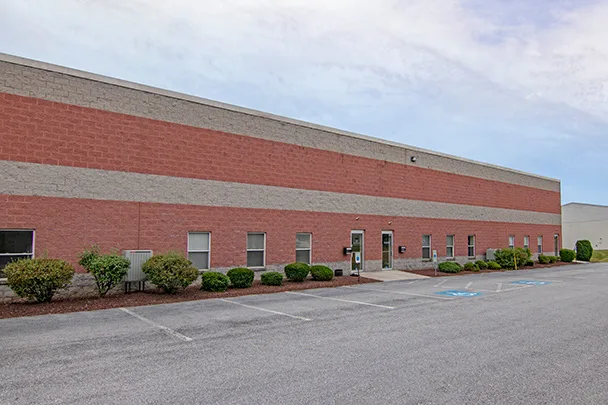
[{"left": 1, "top": 263, "right": 608, "bottom": 405}]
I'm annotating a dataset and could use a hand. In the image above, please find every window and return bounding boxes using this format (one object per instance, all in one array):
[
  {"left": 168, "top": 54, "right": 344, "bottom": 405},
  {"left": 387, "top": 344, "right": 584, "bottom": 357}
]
[
  {"left": 446, "top": 235, "right": 454, "bottom": 259},
  {"left": 188, "top": 232, "right": 210, "bottom": 270},
  {"left": 509, "top": 235, "right": 515, "bottom": 249},
  {"left": 537, "top": 236, "right": 543, "bottom": 254},
  {"left": 524, "top": 235, "right": 530, "bottom": 250},
  {"left": 467, "top": 235, "right": 475, "bottom": 258},
  {"left": 247, "top": 233, "right": 266, "bottom": 268},
  {"left": 0, "top": 230, "right": 34, "bottom": 277},
  {"left": 296, "top": 233, "right": 311, "bottom": 264},
  {"left": 422, "top": 235, "right": 431, "bottom": 259}
]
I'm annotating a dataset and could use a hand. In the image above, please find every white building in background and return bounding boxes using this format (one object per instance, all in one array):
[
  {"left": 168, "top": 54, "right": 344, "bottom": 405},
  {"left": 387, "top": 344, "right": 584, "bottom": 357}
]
[{"left": 562, "top": 203, "right": 608, "bottom": 251}]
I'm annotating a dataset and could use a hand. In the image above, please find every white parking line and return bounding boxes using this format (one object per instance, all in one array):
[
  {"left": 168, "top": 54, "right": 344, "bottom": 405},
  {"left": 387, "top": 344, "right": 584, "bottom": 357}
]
[
  {"left": 219, "top": 299, "right": 311, "bottom": 321},
  {"left": 478, "top": 285, "right": 533, "bottom": 293},
  {"left": 286, "top": 291, "right": 395, "bottom": 309},
  {"left": 434, "top": 279, "right": 448, "bottom": 288},
  {"left": 465, "top": 282, "right": 473, "bottom": 289},
  {"left": 496, "top": 283, "right": 503, "bottom": 292},
  {"left": 119, "top": 307, "right": 193, "bottom": 342},
  {"left": 344, "top": 285, "right": 454, "bottom": 300}
]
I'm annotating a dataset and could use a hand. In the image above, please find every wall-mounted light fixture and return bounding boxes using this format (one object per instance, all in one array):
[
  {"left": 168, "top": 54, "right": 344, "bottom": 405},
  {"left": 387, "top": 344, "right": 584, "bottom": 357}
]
[
  {"left": 398, "top": 246, "right": 407, "bottom": 253},
  {"left": 355, "top": 217, "right": 360, "bottom": 221},
  {"left": 343, "top": 247, "right": 353, "bottom": 255},
  {"left": 410, "top": 156, "right": 417, "bottom": 162},
  {"left": 388, "top": 221, "right": 392, "bottom": 225}
]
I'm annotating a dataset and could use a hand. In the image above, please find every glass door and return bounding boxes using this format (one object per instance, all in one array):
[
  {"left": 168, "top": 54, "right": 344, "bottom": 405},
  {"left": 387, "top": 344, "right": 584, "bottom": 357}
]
[
  {"left": 382, "top": 231, "right": 393, "bottom": 270},
  {"left": 351, "top": 231, "right": 364, "bottom": 273}
]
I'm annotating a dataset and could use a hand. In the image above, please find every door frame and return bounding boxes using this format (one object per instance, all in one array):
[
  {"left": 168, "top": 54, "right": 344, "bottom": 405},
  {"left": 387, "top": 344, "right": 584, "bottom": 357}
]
[
  {"left": 351, "top": 230, "right": 364, "bottom": 273},
  {"left": 381, "top": 230, "right": 393, "bottom": 270}
]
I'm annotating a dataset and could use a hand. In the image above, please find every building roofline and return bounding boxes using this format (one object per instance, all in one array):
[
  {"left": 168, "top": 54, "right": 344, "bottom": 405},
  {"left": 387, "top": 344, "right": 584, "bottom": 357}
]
[
  {"left": 0, "top": 52, "right": 560, "bottom": 184},
  {"left": 562, "top": 202, "right": 608, "bottom": 208}
]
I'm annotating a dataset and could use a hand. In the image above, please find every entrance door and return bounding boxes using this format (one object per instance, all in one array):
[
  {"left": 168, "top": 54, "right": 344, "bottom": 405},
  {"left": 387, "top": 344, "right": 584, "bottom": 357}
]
[
  {"left": 382, "top": 231, "right": 393, "bottom": 270},
  {"left": 351, "top": 231, "right": 364, "bottom": 273}
]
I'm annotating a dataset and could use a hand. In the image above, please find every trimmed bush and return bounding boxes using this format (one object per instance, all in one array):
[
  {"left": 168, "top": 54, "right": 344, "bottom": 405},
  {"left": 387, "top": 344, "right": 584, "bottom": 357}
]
[
  {"left": 4, "top": 258, "right": 74, "bottom": 303},
  {"left": 560, "top": 249, "right": 575, "bottom": 263},
  {"left": 79, "top": 247, "right": 130, "bottom": 297},
  {"left": 538, "top": 254, "right": 550, "bottom": 264},
  {"left": 310, "top": 265, "right": 334, "bottom": 281},
  {"left": 261, "top": 272, "right": 284, "bottom": 286},
  {"left": 201, "top": 272, "right": 230, "bottom": 292},
  {"left": 526, "top": 260, "right": 535, "bottom": 267},
  {"left": 475, "top": 260, "right": 488, "bottom": 270},
  {"left": 438, "top": 261, "right": 462, "bottom": 273},
  {"left": 576, "top": 240, "right": 593, "bottom": 261},
  {"left": 494, "top": 248, "right": 531, "bottom": 269},
  {"left": 226, "top": 267, "right": 255, "bottom": 288},
  {"left": 141, "top": 252, "right": 198, "bottom": 294},
  {"left": 284, "top": 262, "right": 310, "bottom": 282},
  {"left": 463, "top": 262, "right": 480, "bottom": 272},
  {"left": 548, "top": 256, "right": 558, "bottom": 264},
  {"left": 487, "top": 261, "right": 501, "bottom": 270}
]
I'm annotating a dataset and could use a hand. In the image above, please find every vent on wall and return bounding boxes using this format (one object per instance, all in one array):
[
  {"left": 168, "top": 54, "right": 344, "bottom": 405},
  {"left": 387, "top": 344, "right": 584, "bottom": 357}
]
[
  {"left": 485, "top": 249, "right": 497, "bottom": 261},
  {"left": 123, "top": 250, "right": 153, "bottom": 291}
]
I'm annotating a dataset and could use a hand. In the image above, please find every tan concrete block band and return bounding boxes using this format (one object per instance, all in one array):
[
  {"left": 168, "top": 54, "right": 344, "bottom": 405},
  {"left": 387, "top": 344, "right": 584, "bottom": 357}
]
[
  {"left": 0, "top": 161, "right": 561, "bottom": 225},
  {"left": 0, "top": 53, "right": 560, "bottom": 192}
]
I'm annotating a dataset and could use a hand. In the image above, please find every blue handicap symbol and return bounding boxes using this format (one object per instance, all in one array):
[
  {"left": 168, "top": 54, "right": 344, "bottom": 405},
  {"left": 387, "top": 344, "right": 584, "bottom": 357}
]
[
  {"left": 435, "top": 290, "right": 482, "bottom": 297},
  {"left": 511, "top": 280, "right": 551, "bottom": 286}
]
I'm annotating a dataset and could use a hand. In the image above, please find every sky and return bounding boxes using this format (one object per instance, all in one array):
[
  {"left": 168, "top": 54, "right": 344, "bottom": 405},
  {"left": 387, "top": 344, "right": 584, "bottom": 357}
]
[{"left": 1, "top": 0, "right": 607, "bottom": 205}]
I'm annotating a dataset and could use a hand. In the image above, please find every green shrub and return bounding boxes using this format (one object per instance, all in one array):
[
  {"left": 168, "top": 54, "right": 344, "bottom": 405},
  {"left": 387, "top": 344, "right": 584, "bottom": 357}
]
[
  {"left": 201, "top": 272, "right": 230, "bottom": 292},
  {"left": 548, "top": 256, "right": 558, "bottom": 264},
  {"left": 141, "top": 252, "right": 198, "bottom": 294},
  {"left": 526, "top": 260, "right": 535, "bottom": 267},
  {"left": 538, "top": 254, "right": 550, "bottom": 264},
  {"left": 78, "top": 245, "right": 100, "bottom": 271},
  {"left": 494, "top": 248, "right": 531, "bottom": 269},
  {"left": 284, "top": 262, "right": 310, "bottom": 282},
  {"left": 487, "top": 261, "right": 501, "bottom": 270},
  {"left": 438, "top": 262, "right": 462, "bottom": 273},
  {"left": 227, "top": 267, "right": 255, "bottom": 288},
  {"left": 463, "top": 262, "right": 479, "bottom": 272},
  {"left": 310, "top": 265, "right": 334, "bottom": 281},
  {"left": 261, "top": 272, "right": 284, "bottom": 286},
  {"left": 475, "top": 260, "right": 488, "bottom": 270},
  {"left": 79, "top": 247, "right": 130, "bottom": 297},
  {"left": 560, "top": 249, "right": 575, "bottom": 263},
  {"left": 4, "top": 258, "right": 74, "bottom": 303},
  {"left": 576, "top": 240, "right": 593, "bottom": 261}
]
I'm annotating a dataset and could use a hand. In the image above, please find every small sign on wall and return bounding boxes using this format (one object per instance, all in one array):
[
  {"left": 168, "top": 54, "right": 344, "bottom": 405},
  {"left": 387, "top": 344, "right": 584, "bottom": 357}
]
[
  {"left": 354, "top": 252, "right": 361, "bottom": 264},
  {"left": 432, "top": 250, "right": 438, "bottom": 263}
]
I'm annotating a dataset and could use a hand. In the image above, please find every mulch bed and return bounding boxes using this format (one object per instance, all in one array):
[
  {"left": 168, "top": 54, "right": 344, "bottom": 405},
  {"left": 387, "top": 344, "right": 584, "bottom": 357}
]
[
  {"left": 403, "top": 261, "right": 579, "bottom": 278},
  {"left": 0, "top": 275, "right": 377, "bottom": 320}
]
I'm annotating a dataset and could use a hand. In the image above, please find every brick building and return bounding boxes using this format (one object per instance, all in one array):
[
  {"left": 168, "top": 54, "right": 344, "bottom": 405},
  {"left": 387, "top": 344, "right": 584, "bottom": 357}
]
[{"left": 0, "top": 53, "right": 562, "bottom": 280}]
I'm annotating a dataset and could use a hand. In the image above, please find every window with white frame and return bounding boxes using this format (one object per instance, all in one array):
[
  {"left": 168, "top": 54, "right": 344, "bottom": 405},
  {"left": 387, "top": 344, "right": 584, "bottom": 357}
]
[
  {"left": 422, "top": 235, "right": 431, "bottom": 259},
  {"left": 509, "top": 235, "right": 515, "bottom": 249},
  {"left": 188, "top": 232, "right": 210, "bottom": 270},
  {"left": 247, "top": 233, "right": 266, "bottom": 268},
  {"left": 295, "top": 233, "right": 311, "bottom": 264},
  {"left": 467, "top": 235, "right": 475, "bottom": 258},
  {"left": 524, "top": 235, "right": 530, "bottom": 250},
  {"left": 446, "top": 235, "right": 454, "bottom": 259},
  {"left": 537, "top": 236, "right": 543, "bottom": 254},
  {"left": 0, "top": 230, "right": 34, "bottom": 277}
]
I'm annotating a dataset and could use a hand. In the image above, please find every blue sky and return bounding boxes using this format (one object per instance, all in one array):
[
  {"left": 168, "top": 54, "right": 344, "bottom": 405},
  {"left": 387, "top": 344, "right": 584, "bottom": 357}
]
[{"left": 1, "top": 0, "right": 607, "bottom": 204}]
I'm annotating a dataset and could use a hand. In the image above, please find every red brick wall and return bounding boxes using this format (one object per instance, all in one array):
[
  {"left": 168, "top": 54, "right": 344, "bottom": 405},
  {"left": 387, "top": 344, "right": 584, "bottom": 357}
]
[
  {"left": 0, "top": 93, "right": 560, "bottom": 214},
  {"left": 0, "top": 195, "right": 561, "bottom": 272}
]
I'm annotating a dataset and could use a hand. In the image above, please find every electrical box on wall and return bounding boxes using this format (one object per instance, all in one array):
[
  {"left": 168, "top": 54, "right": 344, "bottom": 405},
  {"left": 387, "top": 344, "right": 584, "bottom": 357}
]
[
  {"left": 343, "top": 247, "right": 353, "bottom": 255},
  {"left": 398, "top": 246, "right": 407, "bottom": 253}
]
